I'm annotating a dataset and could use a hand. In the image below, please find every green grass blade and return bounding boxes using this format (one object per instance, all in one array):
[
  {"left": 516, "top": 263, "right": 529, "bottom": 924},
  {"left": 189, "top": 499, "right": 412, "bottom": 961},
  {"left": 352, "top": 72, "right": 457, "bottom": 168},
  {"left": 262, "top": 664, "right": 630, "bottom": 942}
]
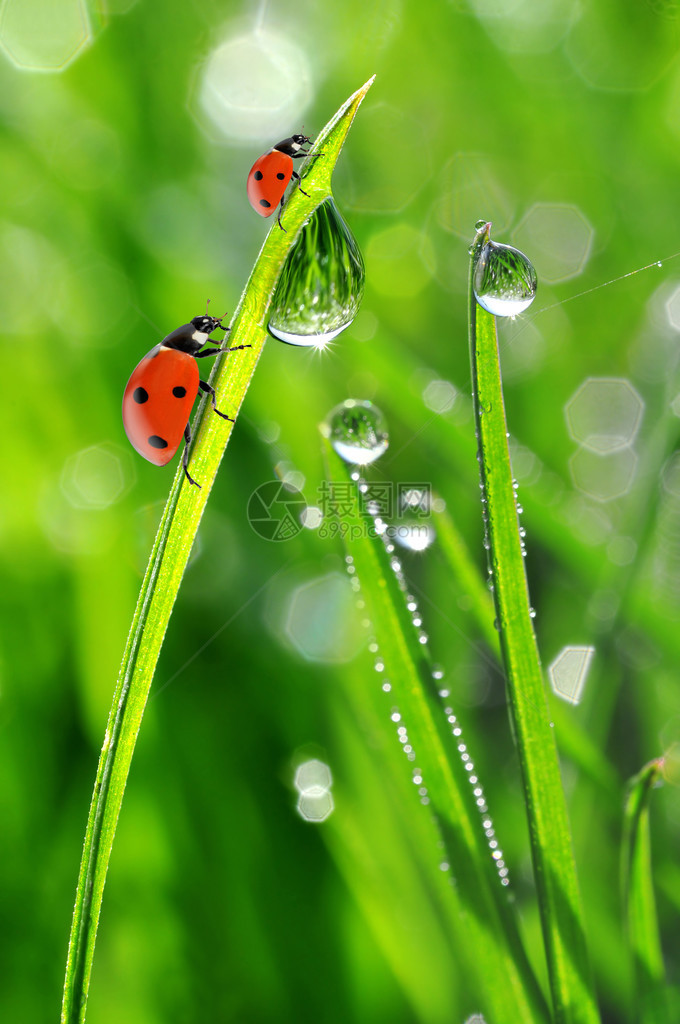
[
  {"left": 433, "top": 503, "right": 620, "bottom": 810},
  {"left": 61, "top": 76, "right": 375, "bottom": 1024},
  {"left": 321, "top": 438, "right": 550, "bottom": 1024},
  {"left": 622, "top": 759, "right": 667, "bottom": 1021},
  {"left": 468, "top": 222, "right": 599, "bottom": 1024}
]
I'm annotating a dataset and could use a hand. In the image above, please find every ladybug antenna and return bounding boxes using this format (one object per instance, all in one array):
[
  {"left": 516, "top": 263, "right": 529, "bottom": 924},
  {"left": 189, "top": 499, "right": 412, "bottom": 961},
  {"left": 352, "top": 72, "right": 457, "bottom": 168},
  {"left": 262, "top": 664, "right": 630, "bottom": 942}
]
[{"left": 205, "top": 297, "right": 211, "bottom": 316}]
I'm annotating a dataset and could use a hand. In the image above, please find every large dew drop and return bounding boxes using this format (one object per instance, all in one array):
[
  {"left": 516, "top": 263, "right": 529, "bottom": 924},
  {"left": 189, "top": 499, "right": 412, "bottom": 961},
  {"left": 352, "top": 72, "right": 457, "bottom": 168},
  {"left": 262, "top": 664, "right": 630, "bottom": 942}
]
[
  {"left": 325, "top": 399, "right": 388, "bottom": 465},
  {"left": 473, "top": 236, "right": 537, "bottom": 317},
  {"left": 268, "top": 198, "right": 365, "bottom": 348}
]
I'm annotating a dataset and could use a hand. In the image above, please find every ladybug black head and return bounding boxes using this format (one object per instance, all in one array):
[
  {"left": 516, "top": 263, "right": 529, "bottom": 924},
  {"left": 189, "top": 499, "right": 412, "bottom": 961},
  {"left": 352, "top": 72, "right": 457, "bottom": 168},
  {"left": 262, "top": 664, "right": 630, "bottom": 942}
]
[
  {"left": 191, "top": 315, "right": 222, "bottom": 335},
  {"left": 273, "top": 134, "right": 313, "bottom": 156}
]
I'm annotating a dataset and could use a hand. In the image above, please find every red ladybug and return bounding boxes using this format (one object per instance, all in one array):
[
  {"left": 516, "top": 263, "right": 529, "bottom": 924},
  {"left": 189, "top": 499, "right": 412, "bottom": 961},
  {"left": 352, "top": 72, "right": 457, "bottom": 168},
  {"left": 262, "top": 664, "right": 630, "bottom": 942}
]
[
  {"left": 247, "top": 133, "right": 313, "bottom": 229},
  {"left": 122, "top": 314, "right": 248, "bottom": 488}
]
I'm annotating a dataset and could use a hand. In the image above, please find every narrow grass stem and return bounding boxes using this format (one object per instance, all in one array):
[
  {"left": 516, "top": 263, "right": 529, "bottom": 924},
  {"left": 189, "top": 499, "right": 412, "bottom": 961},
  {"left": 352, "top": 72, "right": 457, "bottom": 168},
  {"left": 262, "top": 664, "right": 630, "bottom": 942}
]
[
  {"left": 468, "top": 222, "right": 599, "bottom": 1024},
  {"left": 622, "top": 758, "right": 666, "bottom": 1019}
]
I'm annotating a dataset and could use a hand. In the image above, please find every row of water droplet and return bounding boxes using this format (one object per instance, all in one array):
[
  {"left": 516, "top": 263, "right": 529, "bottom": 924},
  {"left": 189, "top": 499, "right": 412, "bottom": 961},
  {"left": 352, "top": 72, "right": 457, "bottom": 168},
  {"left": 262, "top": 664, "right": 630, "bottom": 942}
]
[{"left": 326, "top": 400, "right": 509, "bottom": 887}]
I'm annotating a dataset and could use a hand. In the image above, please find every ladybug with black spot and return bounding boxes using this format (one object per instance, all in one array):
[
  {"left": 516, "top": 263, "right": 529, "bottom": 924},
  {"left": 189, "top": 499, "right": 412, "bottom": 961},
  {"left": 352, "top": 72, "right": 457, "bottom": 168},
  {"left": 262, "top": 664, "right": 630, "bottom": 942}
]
[
  {"left": 247, "top": 133, "right": 313, "bottom": 229},
  {"left": 122, "top": 312, "right": 249, "bottom": 488}
]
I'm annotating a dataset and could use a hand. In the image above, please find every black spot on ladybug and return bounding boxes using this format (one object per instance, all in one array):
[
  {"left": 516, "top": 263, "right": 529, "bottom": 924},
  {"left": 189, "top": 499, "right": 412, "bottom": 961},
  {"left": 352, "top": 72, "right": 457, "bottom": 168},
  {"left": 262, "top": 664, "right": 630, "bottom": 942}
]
[
  {"left": 254, "top": 170, "right": 264, "bottom": 180},
  {"left": 148, "top": 435, "right": 168, "bottom": 449},
  {"left": 259, "top": 199, "right": 272, "bottom": 208},
  {"left": 133, "top": 387, "right": 149, "bottom": 404},
  {"left": 172, "top": 386, "right": 187, "bottom": 398},
  {"left": 276, "top": 172, "right": 285, "bottom": 180}
]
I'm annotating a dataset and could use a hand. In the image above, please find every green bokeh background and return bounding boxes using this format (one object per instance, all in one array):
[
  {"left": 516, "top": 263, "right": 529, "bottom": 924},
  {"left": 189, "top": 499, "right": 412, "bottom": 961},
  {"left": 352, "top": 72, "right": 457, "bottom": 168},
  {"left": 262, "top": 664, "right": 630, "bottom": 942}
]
[{"left": 2, "top": 1, "right": 680, "bottom": 1022}]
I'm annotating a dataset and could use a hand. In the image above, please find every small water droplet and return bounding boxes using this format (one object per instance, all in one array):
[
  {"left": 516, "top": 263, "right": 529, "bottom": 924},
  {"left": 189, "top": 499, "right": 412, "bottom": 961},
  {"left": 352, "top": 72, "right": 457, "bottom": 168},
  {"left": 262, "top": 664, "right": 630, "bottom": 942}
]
[
  {"left": 392, "top": 521, "right": 436, "bottom": 552},
  {"left": 326, "top": 399, "right": 389, "bottom": 465},
  {"left": 268, "top": 198, "right": 365, "bottom": 347},
  {"left": 473, "top": 236, "right": 537, "bottom": 317}
]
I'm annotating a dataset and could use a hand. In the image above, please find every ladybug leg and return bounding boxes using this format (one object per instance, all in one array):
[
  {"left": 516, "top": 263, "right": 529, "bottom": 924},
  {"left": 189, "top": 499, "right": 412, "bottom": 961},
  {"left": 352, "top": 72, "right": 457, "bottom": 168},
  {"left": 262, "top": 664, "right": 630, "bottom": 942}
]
[
  {"left": 292, "top": 170, "right": 310, "bottom": 198},
  {"left": 214, "top": 344, "right": 251, "bottom": 354},
  {"left": 199, "top": 380, "right": 234, "bottom": 421},
  {"left": 289, "top": 152, "right": 320, "bottom": 207},
  {"left": 293, "top": 151, "right": 321, "bottom": 164},
  {"left": 277, "top": 196, "right": 287, "bottom": 232},
  {"left": 195, "top": 347, "right": 223, "bottom": 358},
  {"left": 195, "top": 344, "right": 251, "bottom": 358},
  {"left": 182, "top": 424, "right": 201, "bottom": 488}
]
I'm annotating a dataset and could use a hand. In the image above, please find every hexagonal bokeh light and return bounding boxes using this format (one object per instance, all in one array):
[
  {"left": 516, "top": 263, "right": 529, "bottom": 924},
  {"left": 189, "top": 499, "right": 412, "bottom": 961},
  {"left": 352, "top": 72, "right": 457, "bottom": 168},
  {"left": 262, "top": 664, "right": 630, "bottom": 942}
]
[
  {"left": 569, "top": 447, "right": 638, "bottom": 503},
  {"left": 565, "top": 5, "right": 677, "bottom": 93},
  {"left": 662, "top": 451, "right": 680, "bottom": 499},
  {"left": 341, "top": 103, "right": 431, "bottom": 214},
  {"left": 195, "top": 28, "right": 312, "bottom": 143},
  {"left": 468, "top": 0, "right": 574, "bottom": 56},
  {"left": 437, "top": 152, "right": 514, "bottom": 239},
  {"left": 423, "top": 379, "right": 457, "bottom": 414},
  {"left": 285, "top": 572, "right": 367, "bottom": 663},
  {"left": 297, "top": 790, "right": 334, "bottom": 822},
  {"left": 513, "top": 203, "right": 594, "bottom": 283},
  {"left": 0, "top": 0, "right": 93, "bottom": 71},
  {"left": 60, "top": 443, "right": 134, "bottom": 510},
  {"left": 664, "top": 283, "right": 680, "bottom": 331},
  {"left": 300, "top": 505, "right": 323, "bottom": 530},
  {"left": 548, "top": 646, "right": 595, "bottom": 705},
  {"left": 294, "top": 759, "right": 332, "bottom": 794},
  {"left": 565, "top": 378, "right": 644, "bottom": 453},
  {"left": 294, "top": 758, "right": 334, "bottom": 823}
]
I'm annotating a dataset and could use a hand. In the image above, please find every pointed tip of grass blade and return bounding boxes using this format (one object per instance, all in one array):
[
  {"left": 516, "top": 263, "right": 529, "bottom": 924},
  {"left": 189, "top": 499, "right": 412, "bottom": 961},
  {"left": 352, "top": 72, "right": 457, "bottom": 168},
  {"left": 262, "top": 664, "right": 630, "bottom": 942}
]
[
  {"left": 306, "top": 75, "right": 376, "bottom": 194},
  {"left": 313, "top": 73, "right": 376, "bottom": 148},
  {"left": 358, "top": 73, "right": 377, "bottom": 94}
]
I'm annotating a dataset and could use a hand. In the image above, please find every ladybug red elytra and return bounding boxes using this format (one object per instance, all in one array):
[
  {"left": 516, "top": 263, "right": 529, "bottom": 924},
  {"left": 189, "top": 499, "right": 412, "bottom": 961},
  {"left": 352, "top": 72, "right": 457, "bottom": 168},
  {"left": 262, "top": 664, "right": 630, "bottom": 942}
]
[
  {"left": 122, "top": 313, "right": 249, "bottom": 488},
  {"left": 247, "top": 133, "right": 313, "bottom": 229}
]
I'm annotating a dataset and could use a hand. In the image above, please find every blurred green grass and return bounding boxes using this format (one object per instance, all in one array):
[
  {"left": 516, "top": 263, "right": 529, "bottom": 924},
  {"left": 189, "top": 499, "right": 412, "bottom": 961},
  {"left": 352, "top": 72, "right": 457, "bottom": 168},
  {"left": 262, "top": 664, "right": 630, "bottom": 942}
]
[{"left": 1, "top": 1, "right": 680, "bottom": 1021}]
